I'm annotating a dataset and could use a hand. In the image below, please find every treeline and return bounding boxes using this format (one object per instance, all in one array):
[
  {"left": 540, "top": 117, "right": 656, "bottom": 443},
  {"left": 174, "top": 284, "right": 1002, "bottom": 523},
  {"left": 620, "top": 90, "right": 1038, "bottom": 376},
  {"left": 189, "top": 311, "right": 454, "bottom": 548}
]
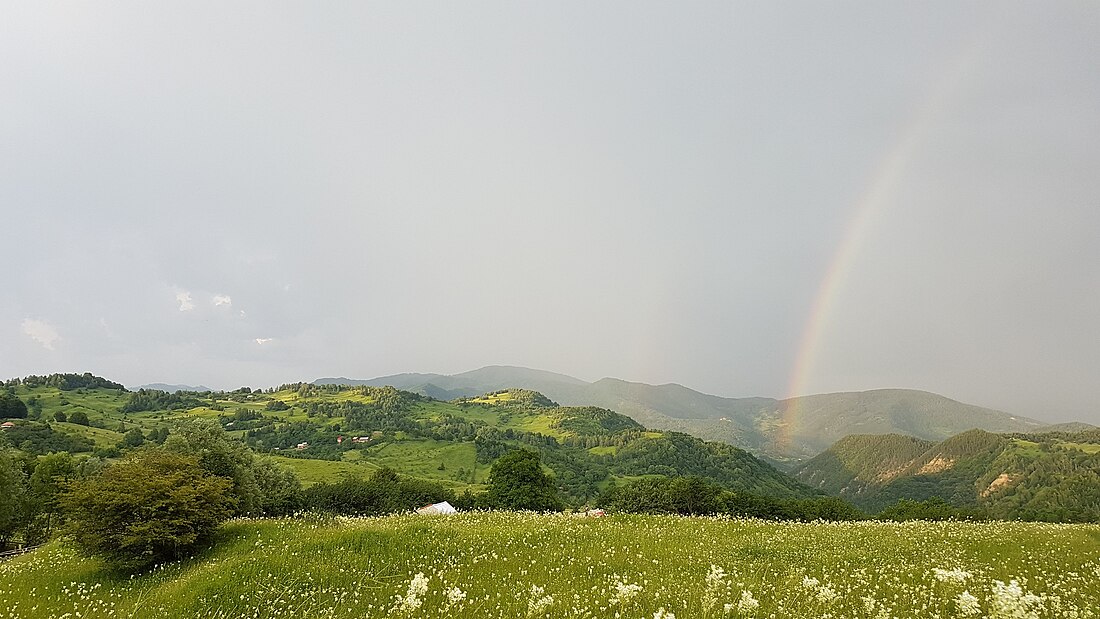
[
  {"left": 15, "top": 373, "right": 126, "bottom": 391},
  {"left": 599, "top": 477, "right": 863, "bottom": 521},
  {"left": 121, "top": 389, "right": 205, "bottom": 413},
  {"left": 598, "top": 477, "right": 1004, "bottom": 522}
]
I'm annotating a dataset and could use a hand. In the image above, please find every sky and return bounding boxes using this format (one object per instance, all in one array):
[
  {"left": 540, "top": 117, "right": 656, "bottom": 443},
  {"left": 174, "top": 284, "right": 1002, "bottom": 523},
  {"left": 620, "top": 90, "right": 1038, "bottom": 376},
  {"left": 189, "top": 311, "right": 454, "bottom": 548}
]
[{"left": 2, "top": 2, "right": 1098, "bottom": 423}]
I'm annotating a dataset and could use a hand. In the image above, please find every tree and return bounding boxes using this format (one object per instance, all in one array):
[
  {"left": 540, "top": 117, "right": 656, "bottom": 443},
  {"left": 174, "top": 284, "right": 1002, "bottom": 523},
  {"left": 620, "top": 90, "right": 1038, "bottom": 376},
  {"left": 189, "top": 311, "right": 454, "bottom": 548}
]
[
  {"left": 163, "top": 419, "right": 303, "bottom": 516},
  {"left": 60, "top": 450, "right": 235, "bottom": 572},
  {"left": 25, "top": 452, "right": 75, "bottom": 541},
  {"left": 0, "top": 393, "right": 28, "bottom": 419},
  {"left": 485, "top": 450, "right": 562, "bottom": 511},
  {"left": 53, "top": 411, "right": 66, "bottom": 423},
  {"left": 0, "top": 445, "right": 28, "bottom": 549},
  {"left": 68, "top": 411, "right": 90, "bottom": 426},
  {"left": 119, "top": 428, "right": 146, "bottom": 449}
]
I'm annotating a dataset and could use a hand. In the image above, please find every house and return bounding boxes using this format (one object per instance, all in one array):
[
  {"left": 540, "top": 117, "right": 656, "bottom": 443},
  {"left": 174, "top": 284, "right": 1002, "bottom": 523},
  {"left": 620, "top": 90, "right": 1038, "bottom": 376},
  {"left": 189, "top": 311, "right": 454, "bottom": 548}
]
[
  {"left": 295, "top": 442, "right": 309, "bottom": 450},
  {"left": 416, "top": 501, "right": 458, "bottom": 515},
  {"left": 352, "top": 436, "right": 372, "bottom": 443},
  {"left": 1, "top": 422, "right": 14, "bottom": 430}
]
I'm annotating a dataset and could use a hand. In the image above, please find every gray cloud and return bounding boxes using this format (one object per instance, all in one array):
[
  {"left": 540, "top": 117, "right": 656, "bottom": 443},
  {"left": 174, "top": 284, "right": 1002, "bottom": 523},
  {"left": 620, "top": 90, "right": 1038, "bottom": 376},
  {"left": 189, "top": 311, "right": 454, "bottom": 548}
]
[{"left": 1, "top": 3, "right": 1097, "bottom": 423}]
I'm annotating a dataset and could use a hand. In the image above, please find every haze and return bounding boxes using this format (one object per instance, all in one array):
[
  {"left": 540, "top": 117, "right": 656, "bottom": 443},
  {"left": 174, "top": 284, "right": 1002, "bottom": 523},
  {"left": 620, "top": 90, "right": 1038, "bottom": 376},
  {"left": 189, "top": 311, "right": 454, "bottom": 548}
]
[{"left": 2, "top": 3, "right": 1098, "bottom": 423}]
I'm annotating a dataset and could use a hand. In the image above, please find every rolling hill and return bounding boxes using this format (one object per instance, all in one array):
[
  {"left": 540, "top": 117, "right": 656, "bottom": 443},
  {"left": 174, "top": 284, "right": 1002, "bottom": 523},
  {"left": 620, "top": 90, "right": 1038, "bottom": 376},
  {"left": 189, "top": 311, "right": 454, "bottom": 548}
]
[
  {"left": 1, "top": 375, "right": 816, "bottom": 503},
  {"left": 794, "top": 428, "right": 1100, "bottom": 519},
  {"left": 316, "top": 366, "right": 1047, "bottom": 464}
]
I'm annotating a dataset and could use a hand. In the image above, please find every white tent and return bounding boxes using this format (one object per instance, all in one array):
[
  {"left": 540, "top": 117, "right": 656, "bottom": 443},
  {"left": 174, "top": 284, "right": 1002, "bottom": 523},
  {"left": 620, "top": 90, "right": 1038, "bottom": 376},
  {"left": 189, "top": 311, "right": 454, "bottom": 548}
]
[{"left": 415, "top": 501, "right": 458, "bottom": 515}]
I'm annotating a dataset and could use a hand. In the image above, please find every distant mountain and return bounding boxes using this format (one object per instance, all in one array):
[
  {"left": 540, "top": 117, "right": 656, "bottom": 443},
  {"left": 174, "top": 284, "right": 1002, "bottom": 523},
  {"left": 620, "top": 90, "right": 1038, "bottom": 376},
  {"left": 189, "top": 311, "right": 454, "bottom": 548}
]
[
  {"left": 317, "top": 366, "right": 1047, "bottom": 464},
  {"left": 794, "top": 428, "right": 1100, "bottom": 519},
  {"left": 136, "top": 383, "right": 213, "bottom": 393}
]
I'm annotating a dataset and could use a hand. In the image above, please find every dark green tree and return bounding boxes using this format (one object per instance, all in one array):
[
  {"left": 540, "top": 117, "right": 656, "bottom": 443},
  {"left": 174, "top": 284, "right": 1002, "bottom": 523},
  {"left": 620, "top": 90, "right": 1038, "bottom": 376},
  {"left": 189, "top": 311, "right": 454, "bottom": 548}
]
[
  {"left": 53, "top": 411, "right": 66, "bottom": 423},
  {"left": 68, "top": 411, "right": 90, "bottom": 426},
  {"left": 485, "top": 450, "right": 563, "bottom": 511},
  {"left": 60, "top": 450, "right": 235, "bottom": 572},
  {"left": 25, "top": 452, "right": 75, "bottom": 541},
  {"left": 0, "top": 445, "right": 29, "bottom": 549},
  {"left": 0, "top": 393, "right": 28, "bottom": 419},
  {"left": 119, "top": 428, "right": 146, "bottom": 449}
]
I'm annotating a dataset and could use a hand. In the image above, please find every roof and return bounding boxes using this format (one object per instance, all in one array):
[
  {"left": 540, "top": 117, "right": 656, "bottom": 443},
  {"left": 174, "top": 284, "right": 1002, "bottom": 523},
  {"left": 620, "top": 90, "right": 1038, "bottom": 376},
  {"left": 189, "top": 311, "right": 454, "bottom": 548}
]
[{"left": 415, "top": 501, "right": 458, "bottom": 515}]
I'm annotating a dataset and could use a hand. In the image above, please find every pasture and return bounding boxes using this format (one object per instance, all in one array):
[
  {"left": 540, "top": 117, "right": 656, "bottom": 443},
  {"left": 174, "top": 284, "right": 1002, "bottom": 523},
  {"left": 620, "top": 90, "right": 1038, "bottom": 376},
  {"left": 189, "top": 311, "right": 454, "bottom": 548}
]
[{"left": 2, "top": 514, "right": 1097, "bottom": 618}]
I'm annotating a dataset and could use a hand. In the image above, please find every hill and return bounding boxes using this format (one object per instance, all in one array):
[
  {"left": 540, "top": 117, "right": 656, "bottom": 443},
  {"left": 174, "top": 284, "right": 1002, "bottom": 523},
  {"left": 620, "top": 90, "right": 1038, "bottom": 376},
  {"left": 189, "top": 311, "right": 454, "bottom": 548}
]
[
  {"left": 1, "top": 376, "right": 815, "bottom": 503},
  {"left": 136, "top": 383, "right": 213, "bottom": 393},
  {"left": 794, "top": 428, "right": 1100, "bottom": 519},
  {"left": 317, "top": 367, "right": 1047, "bottom": 464}
]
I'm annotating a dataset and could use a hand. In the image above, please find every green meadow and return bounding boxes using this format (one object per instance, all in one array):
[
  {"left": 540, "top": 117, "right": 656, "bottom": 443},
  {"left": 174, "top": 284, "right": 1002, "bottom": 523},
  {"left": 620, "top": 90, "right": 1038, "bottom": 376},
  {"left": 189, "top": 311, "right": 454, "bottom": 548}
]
[{"left": 2, "top": 514, "right": 1097, "bottom": 619}]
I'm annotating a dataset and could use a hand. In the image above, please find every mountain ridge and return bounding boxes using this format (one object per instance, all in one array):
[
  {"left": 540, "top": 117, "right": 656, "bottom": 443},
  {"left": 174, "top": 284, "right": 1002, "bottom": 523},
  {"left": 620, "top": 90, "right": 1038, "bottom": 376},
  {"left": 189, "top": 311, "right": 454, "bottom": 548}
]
[{"left": 316, "top": 366, "right": 1048, "bottom": 463}]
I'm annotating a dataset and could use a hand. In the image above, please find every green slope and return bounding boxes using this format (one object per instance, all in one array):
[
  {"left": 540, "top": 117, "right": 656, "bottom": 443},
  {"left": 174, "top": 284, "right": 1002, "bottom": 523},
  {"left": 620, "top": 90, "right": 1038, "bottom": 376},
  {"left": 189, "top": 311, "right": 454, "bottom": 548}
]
[
  {"left": 2, "top": 375, "right": 815, "bottom": 501},
  {"left": 795, "top": 428, "right": 1100, "bottom": 519}
]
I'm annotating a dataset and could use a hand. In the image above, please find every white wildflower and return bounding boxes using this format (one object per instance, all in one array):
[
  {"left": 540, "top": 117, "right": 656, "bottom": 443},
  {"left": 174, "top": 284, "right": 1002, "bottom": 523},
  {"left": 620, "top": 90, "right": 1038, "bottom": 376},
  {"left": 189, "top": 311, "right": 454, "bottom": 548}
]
[
  {"left": 444, "top": 586, "right": 466, "bottom": 608},
  {"left": 654, "top": 608, "right": 676, "bottom": 619},
  {"left": 391, "top": 572, "right": 429, "bottom": 615},
  {"left": 988, "top": 580, "right": 1042, "bottom": 619},
  {"left": 526, "top": 584, "right": 554, "bottom": 617},
  {"left": 737, "top": 590, "right": 760, "bottom": 613},
  {"left": 609, "top": 577, "right": 642, "bottom": 605},
  {"left": 933, "top": 567, "right": 973, "bottom": 584},
  {"left": 706, "top": 564, "right": 727, "bottom": 590},
  {"left": 955, "top": 590, "right": 982, "bottom": 617}
]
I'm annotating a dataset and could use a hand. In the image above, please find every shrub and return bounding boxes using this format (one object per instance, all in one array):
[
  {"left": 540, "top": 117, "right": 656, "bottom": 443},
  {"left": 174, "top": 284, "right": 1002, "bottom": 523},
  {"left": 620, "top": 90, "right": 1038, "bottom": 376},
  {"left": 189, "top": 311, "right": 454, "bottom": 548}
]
[
  {"left": 68, "top": 411, "right": 90, "bottom": 426},
  {"left": 60, "top": 450, "right": 235, "bottom": 572}
]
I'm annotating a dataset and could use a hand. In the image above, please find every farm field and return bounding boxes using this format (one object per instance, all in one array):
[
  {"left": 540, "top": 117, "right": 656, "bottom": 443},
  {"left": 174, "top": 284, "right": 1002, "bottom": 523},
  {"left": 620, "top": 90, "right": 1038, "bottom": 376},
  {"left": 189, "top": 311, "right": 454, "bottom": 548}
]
[{"left": 2, "top": 514, "right": 1097, "bottom": 619}]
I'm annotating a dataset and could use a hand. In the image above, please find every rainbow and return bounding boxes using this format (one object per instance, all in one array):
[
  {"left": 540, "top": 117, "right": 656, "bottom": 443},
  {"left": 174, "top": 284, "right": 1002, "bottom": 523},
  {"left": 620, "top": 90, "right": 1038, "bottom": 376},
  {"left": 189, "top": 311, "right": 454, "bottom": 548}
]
[{"left": 775, "top": 33, "right": 992, "bottom": 452}]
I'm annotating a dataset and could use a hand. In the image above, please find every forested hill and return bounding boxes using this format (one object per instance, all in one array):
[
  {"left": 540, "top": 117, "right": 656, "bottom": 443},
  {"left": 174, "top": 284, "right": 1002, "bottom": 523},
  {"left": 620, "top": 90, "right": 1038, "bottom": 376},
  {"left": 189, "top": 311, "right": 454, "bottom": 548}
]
[
  {"left": 316, "top": 366, "right": 1049, "bottom": 463},
  {"left": 794, "top": 428, "right": 1100, "bottom": 520},
  {"left": 1, "top": 376, "right": 816, "bottom": 503}
]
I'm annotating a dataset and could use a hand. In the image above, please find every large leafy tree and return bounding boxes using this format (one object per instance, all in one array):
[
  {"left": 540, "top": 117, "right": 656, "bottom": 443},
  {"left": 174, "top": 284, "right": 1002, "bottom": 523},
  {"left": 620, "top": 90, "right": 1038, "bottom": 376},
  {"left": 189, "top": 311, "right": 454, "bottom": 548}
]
[
  {"left": 0, "top": 443, "right": 28, "bottom": 549},
  {"left": 25, "top": 451, "right": 75, "bottom": 541},
  {"left": 163, "top": 418, "right": 261, "bottom": 515},
  {"left": 0, "top": 392, "right": 28, "bottom": 419},
  {"left": 485, "top": 449, "right": 563, "bottom": 511},
  {"left": 60, "top": 450, "right": 235, "bottom": 572}
]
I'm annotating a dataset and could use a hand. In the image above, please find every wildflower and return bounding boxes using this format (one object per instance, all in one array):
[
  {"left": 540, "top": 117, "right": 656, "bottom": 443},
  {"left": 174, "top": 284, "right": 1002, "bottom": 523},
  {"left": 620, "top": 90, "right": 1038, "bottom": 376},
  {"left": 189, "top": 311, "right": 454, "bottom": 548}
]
[
  {"left": 705, "top": 564, "right": 727, "bottom": 590},
  {"left": 444, "top": 586, "right": 466, "bottom": 608},
  {"left": 988, "top": 580, "right": 1042, "bottom": 619},
  {"left": 654, "top": 607, "right": 676, "bottom": 619},
  {"left": 955, "top": 590, "right": 981, "bottom": 617},
  {"left": 737, "top": 590, "right": 760, "bottom": 613},
  {"left": 609, "top": 577, "right": 642, "bottom": 605},
  {"left": 932, "top": 568, "right": 972, "bottom": 584},
  {"left": 526, "top": 584, "right": 554, "bottom": 617},
  {"left": 703, "top": 564, "right": 727, "bottom": 612},
  {"left": 391, "top": 572, "right": 429, "bottom": 615}
]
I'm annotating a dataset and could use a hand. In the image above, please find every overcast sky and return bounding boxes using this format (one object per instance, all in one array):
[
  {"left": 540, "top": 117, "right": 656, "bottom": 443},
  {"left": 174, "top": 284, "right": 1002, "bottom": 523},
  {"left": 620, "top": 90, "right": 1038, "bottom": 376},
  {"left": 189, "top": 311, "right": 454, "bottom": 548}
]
[{"left": 2, "top": 2, "right": 1098, "bottom": 423}]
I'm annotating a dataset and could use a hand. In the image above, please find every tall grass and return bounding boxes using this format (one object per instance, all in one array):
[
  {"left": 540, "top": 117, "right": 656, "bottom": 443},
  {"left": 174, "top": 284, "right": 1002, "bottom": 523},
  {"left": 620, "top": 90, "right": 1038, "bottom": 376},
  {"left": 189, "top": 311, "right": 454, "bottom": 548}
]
[{"left": 2, "top": 514, "right": 1097, "bottom": 618}]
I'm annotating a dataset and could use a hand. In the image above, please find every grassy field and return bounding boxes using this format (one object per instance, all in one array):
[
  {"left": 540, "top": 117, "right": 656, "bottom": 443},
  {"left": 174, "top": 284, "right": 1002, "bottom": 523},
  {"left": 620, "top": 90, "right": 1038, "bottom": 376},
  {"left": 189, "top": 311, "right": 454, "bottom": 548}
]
[{"left": 2, "top": 514, "right": 1097, "bottom": 619}]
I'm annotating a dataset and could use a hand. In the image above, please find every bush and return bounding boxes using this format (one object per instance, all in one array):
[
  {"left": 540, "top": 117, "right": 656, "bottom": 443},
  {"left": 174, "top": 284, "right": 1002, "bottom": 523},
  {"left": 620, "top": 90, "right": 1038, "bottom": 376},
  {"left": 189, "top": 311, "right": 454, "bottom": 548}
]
[
  {"left": 68, "top": 411, "right": 90, "bottom": 426},
  {"left": 302, "top": 467, "right": 451, "bottom": 515},
  {"left": 60, "top": 450, "right": 235, "bottom": 572}
]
